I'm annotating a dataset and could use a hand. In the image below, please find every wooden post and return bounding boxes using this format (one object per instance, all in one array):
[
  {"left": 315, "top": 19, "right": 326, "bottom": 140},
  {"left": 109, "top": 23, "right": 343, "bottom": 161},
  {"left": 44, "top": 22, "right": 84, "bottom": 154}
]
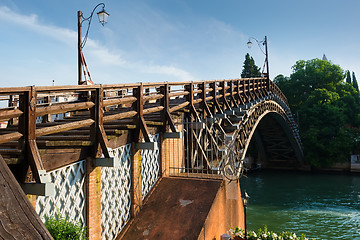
[
  {"left": 185, "top": 82, "right": 200, "bottom": 121},
  {"left": 133, "top": 84, "right": 150, "bottom": 142},
  {"left": 221, "top": 80, "right": 231, "bottom": 110},
  {"left": 18, "top": 87, "right": 44, "bottom": 183},
  {"left": 90, "top": 86, "right": 110, "bottom": 158},
  {"left": 160, "top": 83, "right": 177, "bottom": 133},
  {"left": 200, "top": 82, "right": 212, "bottom": 118}
]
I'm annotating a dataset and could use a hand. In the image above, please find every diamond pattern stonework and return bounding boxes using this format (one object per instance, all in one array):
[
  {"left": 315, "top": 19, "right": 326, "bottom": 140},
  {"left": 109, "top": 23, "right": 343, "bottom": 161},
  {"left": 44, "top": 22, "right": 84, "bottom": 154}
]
[
  {"left": 141, "top": 134, "right": 160, "bottom": 198},
  {"left": 36, "top": 160, "right": 86, "bottom": 226},
  {"left": 101, "top": 144, "right": 132, "bottom": 240}
]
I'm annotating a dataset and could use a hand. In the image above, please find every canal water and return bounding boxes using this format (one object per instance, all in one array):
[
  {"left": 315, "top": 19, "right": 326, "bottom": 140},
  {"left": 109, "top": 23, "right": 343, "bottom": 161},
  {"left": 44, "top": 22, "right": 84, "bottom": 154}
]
[{"left": 240, "top": 171, "right": 360, "bottom": 240}]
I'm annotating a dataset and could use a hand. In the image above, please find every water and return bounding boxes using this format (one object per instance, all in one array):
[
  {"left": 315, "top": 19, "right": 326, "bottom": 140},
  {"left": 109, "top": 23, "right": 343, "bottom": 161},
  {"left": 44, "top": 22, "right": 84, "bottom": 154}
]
[{"left": 240, "top": 171, "right": 360, "bottom": 240}]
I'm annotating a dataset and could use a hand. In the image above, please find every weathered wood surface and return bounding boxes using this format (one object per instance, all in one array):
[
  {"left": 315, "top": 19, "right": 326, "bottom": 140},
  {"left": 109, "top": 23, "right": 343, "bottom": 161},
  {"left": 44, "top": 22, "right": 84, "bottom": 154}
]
[
  {"left": 0, "top": 154, "right": 53, "bottom": 239},
  {"left": 0, "top": 78, "right": 302, "bottom": 177}
]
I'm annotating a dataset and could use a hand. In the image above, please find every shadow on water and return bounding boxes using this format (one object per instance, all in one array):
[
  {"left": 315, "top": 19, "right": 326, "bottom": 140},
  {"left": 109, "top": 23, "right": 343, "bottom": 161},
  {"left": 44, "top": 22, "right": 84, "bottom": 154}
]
[{"left": 240, "top": 171, "right": 360, "bottom": 240}]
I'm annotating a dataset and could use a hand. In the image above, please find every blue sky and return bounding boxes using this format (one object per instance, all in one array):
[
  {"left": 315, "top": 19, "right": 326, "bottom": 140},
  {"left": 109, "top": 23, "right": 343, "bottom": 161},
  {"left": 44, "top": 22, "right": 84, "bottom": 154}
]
[{"left": 0, "top": 0, "right": 359, "bottom": 87}]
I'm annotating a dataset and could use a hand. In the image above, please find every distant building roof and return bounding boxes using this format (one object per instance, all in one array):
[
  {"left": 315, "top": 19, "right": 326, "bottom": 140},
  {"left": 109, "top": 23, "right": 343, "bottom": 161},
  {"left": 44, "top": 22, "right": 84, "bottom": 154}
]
[{"left": 322, "top": 54, "right": 328, "bottom": 61}]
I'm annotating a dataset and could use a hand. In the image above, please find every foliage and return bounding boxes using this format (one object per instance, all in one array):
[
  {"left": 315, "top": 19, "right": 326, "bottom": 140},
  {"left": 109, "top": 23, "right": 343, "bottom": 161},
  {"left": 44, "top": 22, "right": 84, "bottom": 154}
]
[
  {"left": 274, "top": 58, "right": 360, "bottom": 167},
  {"left": 229, "top": 226, "right": 313, "bottom": 240},
  {"left": 241, "top": 53, "right": 261, "bottom": 78},
  {"left": 352, "top": 72, "right": 359, "bottom": 92},
  {"left": 45, "top": 212, "right": 86, "bottom": 240},
  {"left": 346, "top": 70, "right": 351, "bottom": 84}
]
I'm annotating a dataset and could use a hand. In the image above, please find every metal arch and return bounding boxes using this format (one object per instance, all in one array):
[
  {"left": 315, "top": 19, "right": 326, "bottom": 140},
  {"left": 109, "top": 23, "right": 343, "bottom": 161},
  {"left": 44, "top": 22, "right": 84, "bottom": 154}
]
[{"left": 220, "top": 99, "right": 304, "bottom": 180}]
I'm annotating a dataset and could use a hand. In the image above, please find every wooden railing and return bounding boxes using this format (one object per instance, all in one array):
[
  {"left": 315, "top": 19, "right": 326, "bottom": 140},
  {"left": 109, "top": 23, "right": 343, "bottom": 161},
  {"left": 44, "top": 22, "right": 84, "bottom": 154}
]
[{"left": 0, "top": 77, "right": 293, "bottom": 183}]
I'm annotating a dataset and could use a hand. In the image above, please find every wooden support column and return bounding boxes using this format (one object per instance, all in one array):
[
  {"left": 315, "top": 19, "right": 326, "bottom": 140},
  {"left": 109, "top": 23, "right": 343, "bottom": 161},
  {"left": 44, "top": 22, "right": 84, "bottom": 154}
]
[
  {"left": 243, "top": 79, "right": 249, "bottom": 103},
  {"left": 236, "top": 80, "right": 244, "bottom": 105},
  {"left": 160, "top": 83, "right": 177, "bottom": 133},
  {"left": 200, "top": 83, "right": 212, "bottom": 118},
  {"left": 248, "top": 78, "right": 255, "bottom": 101},
  {"left": 221, "top": 81, "right": 231, "bottom": 111},
  {"left": 266, "top": 76, "right": 271, "bottom": 94},
  {"left": 133, "top": 84, "right": 150, "bottom": 142},
  {"left": 90, "top": 87, "right": 110, "bottom": 158},
  {"left": 210, "top": 81, "right": 223, "bottom": 116},
  {"left": 91, "top": 86, "right": 110, "bottom": 158},
  {"left": 185, "top": 82, "right": 200, "bottom": 121},
  {"left": 261, "top": 78, "right": 268, "bottom": 96},
  {"left": 18, "top": 87, "right": 44, "bottom": 183}
]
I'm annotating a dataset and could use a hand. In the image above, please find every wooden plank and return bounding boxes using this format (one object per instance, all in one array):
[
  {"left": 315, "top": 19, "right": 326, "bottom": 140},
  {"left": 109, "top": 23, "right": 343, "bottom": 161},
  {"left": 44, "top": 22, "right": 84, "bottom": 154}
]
[
  {"left": 40, "top": 148, "right": 86, "bottom": 171},
  {"left": 98, "top": 125, "right": 110, "bottom": 158},
  {"left": 169, "top": 101, "right": 189, "bottom": 113},
  {"left": 0, "top": 154, "right": 53, "bottom": 239},
  {"left": 103, "top": 96, "right": 137, "bottom": 107},
  {"left": 28, "top": 140, "right": 44, "bottom": 183},
  {"left": 143, "top": 94, "right": 164, "bottom": 102},
  {"left": 168, "top": 91, "right": 189, "bottom": 98},
  {"left": 143, "top": 106, "right": 164, "bottom": 115},
  {"left": 36, "top": 101, "right": 95, "bottom": 117},
  {"left": 0, "top": 132, "right": 23, "bottom": 144},
  {"left": 103, "top": 111, "right": 137, "bottom": 122},
  {"left": 35, "top": 119, "right": 94, "bottom": 137},
  {"left": 0, "top": 109, "right": 23, "bottom": 122}
]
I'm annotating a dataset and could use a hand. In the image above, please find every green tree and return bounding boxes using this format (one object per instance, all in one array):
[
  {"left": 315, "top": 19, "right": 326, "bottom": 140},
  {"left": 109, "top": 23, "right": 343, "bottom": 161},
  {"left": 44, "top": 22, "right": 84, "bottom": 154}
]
[
  {"left": 346, "top": 70, "right": 352, "bottom": 84},
  {"left": 275, "top": 58, "right": 360, "bottom": 167},
  {"left": 241, "top": 53, "right": 261, "bottom": 78},
  {"left": 352, "top": 72, "right": 359, "bottom": 92}
]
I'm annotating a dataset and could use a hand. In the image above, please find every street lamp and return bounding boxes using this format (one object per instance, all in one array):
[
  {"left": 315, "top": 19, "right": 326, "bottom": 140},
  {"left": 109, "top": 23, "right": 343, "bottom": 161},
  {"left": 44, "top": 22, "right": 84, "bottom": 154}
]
[
  {"left": 247, "top": 36, "right": 269, "bottom": 79},
  {"left": 242, "top": 191, "right": 250, "bottom": 240},
  {"left": 78, "top": 3, "right": 109, "bottom": 85}
]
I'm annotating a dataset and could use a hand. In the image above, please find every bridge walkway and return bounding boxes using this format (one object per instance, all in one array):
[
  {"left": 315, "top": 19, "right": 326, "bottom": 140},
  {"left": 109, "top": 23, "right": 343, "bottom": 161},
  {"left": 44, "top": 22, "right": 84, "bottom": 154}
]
[{"left": 0, "top": 78, "right": 303, "bottom": 240}]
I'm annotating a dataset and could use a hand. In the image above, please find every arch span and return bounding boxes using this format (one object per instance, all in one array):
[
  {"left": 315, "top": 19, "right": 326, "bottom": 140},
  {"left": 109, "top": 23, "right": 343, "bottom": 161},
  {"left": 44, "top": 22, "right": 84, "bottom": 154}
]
[{"left": 235, "top": 100, "right": 303, "bottom": 163}]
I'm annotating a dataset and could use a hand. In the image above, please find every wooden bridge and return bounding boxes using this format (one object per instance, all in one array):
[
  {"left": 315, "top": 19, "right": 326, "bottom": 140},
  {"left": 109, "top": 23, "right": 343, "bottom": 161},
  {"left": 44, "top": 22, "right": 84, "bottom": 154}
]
[{"left": 0, "top": 77, "right": 303, "bottom": 239}]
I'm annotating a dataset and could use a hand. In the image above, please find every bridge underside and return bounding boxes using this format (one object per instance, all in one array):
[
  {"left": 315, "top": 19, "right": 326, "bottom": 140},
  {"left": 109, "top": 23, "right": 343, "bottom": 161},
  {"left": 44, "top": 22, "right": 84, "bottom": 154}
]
[{"left": 248, "top": 113, "right": 303, "bottom": 170}]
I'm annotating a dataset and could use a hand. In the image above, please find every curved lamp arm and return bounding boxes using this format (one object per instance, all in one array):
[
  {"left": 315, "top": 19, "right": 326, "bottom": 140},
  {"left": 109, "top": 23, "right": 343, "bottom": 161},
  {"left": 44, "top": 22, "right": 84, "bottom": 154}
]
[
  {"left": 247, "top": 37, "right": 266, "bottom": 55},
  {"left": 247, "top": 36, "right": 269, "bottom": 78},
  {"left": 79, "top": 3, "right": 109, "bottom": 49}
]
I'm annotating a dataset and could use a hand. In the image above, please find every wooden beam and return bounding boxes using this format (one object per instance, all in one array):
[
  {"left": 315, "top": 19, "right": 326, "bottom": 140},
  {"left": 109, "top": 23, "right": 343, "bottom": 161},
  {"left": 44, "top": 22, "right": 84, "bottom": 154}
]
[
  {"left": 28, "top": 140, "right": 45, "bottom": 183},
  {"left": 0, "top": 109, "right": 23, "bottom": 122},
  {"left": 143, "top": 106, "right": 164, "bottom": 115},
  {"left": 103, "top": 111, "right": 137, "bottom": 122},
  {"left": 169, "top": 101, "right": 189, "bottom": 113},
  {"left": 0, "top": 132, "right": 23, "bottom": 144},
  {"left": 35, "top": 119, "right": 94, "bottom": 137},
  {"left": 36, "top": 101, "right": 95, "bottom": 117},
  {"left": 133, "top": 84, "right": 151, "bottom": 142},
  {"left": 0, "top": 154, "right": 53, "bottom": 239},
  {"left": 103, "top": 96, "right": 137, "bottom": 107}
]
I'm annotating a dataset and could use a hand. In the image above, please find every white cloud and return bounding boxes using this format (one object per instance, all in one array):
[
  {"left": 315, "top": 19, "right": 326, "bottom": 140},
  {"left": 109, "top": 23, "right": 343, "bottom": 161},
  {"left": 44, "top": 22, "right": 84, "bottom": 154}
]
[
  {"left": 0, "top": 6, "right": 195, "bottom": 83},
  {"left": 0, "top": 6, "right": 76, "bottom": 45}
]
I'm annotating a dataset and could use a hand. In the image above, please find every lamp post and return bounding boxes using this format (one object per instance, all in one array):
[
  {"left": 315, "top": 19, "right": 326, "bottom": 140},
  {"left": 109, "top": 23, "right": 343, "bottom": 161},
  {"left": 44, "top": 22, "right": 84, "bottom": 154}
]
[
  {"left": 78, "top": 3, "right": 109, "bottom": 85},
  {"left": 242, "top": 191, "right": 250, "bottom": 240},
  {"left": 247, "top": 36, "right": 269, "bottom": 80}
]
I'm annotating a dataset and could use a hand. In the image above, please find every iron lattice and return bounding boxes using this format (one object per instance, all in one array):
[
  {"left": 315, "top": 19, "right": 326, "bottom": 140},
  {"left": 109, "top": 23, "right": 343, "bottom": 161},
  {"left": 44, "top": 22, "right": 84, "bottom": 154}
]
[
  {"left": 101, "top": 144, "right": 132, "bottom": 240},
  {"left": 141, "top": 134, "right": 160, "bottom": 198},
  {"left": 36, "top": 160, "right": 86, "bottom": 226}
]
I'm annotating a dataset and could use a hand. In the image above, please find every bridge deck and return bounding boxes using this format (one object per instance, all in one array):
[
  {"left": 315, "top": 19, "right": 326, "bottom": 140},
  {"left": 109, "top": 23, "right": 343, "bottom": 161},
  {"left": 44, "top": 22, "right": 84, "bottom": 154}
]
[
  {"left": 120, "top": 177, "right": 222, "bottom": 240},
  {"left": 0, "top": 154, "right": 52, "bottom": 239}
]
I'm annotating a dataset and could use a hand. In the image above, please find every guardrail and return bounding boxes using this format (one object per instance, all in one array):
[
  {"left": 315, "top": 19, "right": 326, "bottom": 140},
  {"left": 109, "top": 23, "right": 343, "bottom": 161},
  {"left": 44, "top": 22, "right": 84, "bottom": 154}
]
[{"left": 0, "top": 77, "right": 292, "bottom": 183}]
